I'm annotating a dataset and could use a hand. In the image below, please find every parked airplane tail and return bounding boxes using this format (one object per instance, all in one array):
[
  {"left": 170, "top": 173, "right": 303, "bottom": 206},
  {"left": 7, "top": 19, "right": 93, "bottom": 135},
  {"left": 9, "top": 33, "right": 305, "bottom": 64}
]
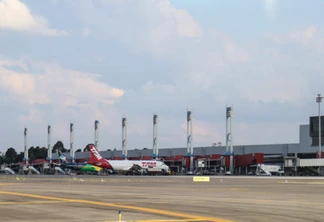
[
  {"left": 58, "top": 150, "right": 68, "bottom": 163},
  {"left": 88, "top": 144, "right": 105, "bottom": 163}
]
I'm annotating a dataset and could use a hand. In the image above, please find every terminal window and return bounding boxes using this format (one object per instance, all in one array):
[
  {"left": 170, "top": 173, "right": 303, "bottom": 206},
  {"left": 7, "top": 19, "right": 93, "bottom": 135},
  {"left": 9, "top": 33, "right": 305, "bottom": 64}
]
[{"left": 310, "top": 116, "right": 324, "bottom": 146}]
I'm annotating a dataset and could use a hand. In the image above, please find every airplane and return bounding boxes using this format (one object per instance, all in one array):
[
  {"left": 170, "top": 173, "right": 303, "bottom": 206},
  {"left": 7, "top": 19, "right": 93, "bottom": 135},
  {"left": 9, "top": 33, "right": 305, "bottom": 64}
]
[
  {"left": 58, "top": 150, "right": 102, "bottom": 174},
  {"left": 87, "top": 144, "right": 170, "bottom": 175}
]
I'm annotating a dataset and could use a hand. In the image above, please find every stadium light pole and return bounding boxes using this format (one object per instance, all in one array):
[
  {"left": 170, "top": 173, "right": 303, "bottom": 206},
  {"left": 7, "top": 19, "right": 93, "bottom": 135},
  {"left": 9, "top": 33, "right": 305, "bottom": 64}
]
[{"left": 316, "top": 94, "right": 323, "bottom": 159}]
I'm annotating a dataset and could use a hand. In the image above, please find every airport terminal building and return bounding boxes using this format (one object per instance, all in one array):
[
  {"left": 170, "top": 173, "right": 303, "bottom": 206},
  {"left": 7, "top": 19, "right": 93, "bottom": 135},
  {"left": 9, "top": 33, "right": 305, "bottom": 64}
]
[
  {"left": 47, "top": 116, "right": 324, "bottom": 176},
  {"left": 2, "top": 115, "right": 323, "bottom": 176}
]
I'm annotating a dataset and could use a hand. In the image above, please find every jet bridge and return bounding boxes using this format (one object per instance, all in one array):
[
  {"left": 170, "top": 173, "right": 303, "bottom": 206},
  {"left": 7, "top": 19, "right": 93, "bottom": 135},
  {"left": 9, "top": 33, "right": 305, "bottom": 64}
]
[
  {"left": 28, "top": 166, "right": 40, "bottom": 175},
  {"left": 296, "top": 158, "right": 324, "bottom": 167},
  {"left": 55, "top": 167, "right": 65, "bottom": 175},
  {"left": 5, "top": 167, "right": 15, "bottom": 175}
]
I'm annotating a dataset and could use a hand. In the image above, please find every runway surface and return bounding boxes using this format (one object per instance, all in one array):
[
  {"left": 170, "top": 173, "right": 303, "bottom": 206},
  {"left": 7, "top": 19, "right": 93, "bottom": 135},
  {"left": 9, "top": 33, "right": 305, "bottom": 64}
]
[{"left": 0, "top": 175, "right": 323, "bottom": 222}]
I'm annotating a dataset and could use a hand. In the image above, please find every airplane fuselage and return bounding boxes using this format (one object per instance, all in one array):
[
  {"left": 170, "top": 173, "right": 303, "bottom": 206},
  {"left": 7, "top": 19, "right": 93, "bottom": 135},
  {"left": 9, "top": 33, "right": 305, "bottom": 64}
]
[
  {"left": 87, "top": 144, "right": 170, "bottom": 174},
  {"left": 88, "top": 159, "right": 170, "bottom": 173}
]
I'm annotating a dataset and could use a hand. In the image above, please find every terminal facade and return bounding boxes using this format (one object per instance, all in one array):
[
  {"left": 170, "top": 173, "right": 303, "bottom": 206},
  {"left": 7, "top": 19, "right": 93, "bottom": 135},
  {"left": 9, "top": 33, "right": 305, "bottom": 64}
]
[
  {"left": 48, "top": 115, "right": 324, "bottom": 176},
  {"left": 1, "top": 115, "right": 323, "bottom": 176}
]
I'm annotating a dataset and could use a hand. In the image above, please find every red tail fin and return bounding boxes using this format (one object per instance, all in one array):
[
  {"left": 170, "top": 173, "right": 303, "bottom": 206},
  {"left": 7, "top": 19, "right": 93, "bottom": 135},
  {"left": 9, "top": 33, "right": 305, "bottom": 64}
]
[{"left": 89, "top": 144, "right": 105, "bottom": 163}]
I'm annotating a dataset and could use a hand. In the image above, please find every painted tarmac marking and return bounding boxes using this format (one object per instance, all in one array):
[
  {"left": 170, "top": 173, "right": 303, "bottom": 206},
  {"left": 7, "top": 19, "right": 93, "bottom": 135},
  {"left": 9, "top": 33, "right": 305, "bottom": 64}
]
[
  {"left": 208, "top": 188, "right": 249, "bottom": 191},
  {"left": 0, "top": 191, "right": 233, "bottom": 222},
  {"left": 115, "top": 201, "right": 172, "bottom": 205},
  {"left": 229, "top": 188, "right": 249, "bottom": 191},
  {"left": 94, "top": 186, "right": 249, "bottom": 192},
  {"left": 104, "top": 219, "right": 205, "bottom": 222}
]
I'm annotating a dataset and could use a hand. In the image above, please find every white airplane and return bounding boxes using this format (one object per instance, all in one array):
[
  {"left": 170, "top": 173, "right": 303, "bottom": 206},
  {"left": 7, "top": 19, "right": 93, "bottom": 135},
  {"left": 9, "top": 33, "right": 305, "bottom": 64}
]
[{"left": 87, "top": 144, "right": 170, "bottom": 175}]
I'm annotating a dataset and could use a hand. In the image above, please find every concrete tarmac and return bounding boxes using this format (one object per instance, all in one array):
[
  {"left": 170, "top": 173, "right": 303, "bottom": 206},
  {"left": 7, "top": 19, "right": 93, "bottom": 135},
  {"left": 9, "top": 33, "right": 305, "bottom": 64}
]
[{"left": 0, "top": 175, "right": 323, "bottom": 222}]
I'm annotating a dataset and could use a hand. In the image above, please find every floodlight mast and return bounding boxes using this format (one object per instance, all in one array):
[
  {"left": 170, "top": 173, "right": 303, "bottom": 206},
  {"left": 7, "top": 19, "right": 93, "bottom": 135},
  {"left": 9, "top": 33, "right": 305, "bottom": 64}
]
[
  {"left": 94, "top": 120, "right": 99, "bottom": 149},
  {"left": 226, "top": 106, "right": 234, "bottom": 174},
  {"left": 316, "top": 94, "right": 323, "bottom": 158},
  {"left": 187, "top": 110, "right": 193, "bottom": 171},
  {"left": 24, "top": 127, "right": 28, "bottom": 165},
  {"left": 153, "top": 113, "right": 159, "bottom": 159},
  {"left": 47, "top": 125, "right": 52, "bottom": 163},
  {"left": 122, "top": 117, "right": 128, "bottom": 159},
  {"left": 70, "top": 122, "right": 74, "bottom": 162}
]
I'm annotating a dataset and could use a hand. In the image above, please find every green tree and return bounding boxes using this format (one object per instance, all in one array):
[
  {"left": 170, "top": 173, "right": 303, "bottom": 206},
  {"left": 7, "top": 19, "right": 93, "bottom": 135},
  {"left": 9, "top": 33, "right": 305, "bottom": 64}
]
[
  {"left": 28, "top": 146, "right": 35, "bottom": 160},
  {"left": 15, "top": 152, "right": 24, "bottom": 163},
  {"left": 5, "top": 147, "right": 17, "bottom": 163},
  {"left": 0, "top": 152, "right": 5, "bottom": 164},
  {"left": 29, "top": 152, "right": 36, "bottom": 161},
  {"left": 52, "top": 141, "right": 67, "bottom": 153},
  {"left": 37, "top": 147, "right": 48, "bottom": 159},
  {"left": 31, "top": 146, "right": 48, "bottom": 159}
]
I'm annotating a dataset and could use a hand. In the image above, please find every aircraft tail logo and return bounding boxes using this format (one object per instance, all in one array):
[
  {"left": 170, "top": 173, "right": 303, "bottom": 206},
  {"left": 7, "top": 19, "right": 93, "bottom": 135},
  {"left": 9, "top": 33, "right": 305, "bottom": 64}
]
[
  {"left": 89, "top": 144, "right": 104, "bottom": 162},
  {"left": 58, "top": 150, "right": 68, "bottom": 163}
]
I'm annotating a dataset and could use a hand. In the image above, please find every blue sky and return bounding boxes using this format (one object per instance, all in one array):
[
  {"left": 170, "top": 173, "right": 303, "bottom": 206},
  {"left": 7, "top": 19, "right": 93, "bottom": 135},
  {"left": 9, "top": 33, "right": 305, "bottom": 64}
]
[{"left": 1, "top": 0, "right": 324, "bottom": 152}]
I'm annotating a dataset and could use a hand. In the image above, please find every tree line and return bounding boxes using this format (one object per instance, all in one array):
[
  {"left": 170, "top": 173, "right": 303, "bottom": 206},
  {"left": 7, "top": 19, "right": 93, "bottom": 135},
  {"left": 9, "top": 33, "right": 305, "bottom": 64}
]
[{"left": 0, "top": 141, "right": 86, "bottom": 165}]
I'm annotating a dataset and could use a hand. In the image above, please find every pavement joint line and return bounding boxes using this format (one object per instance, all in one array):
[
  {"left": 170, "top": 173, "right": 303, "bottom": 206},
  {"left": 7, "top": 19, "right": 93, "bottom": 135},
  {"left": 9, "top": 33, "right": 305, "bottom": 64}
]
[
  {"left": 216, "top": 198, "right": 324, "bottom": 205},
  {"left": 278, "top": 181, "right": 324, "bottom": 184},
  {"left": 0, "top": 183, "right": 21, "bottom": 186},
  {"left": 0, "top": 201, "right": 70, "bottom": 205},
  {"left": 0, "top": 191, "right": 233, "bottom": 222}
]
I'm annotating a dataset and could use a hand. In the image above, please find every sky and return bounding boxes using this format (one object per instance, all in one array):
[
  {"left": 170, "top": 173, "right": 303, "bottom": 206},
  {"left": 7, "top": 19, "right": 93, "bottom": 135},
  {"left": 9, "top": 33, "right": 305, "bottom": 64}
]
[{"left": 1, "top": 0, "right": 324, "bottom": 152}]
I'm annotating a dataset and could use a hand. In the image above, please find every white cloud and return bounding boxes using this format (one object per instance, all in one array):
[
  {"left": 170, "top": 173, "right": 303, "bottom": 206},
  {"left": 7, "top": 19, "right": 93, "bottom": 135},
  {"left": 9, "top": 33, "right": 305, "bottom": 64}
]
[
  {"left": 263, "top": 0, "right": 277, "bottom": 19},
  {"left": 145, "top": 0, "right": 203, "bottom": 54},
  {"left": 160, "top": 84, "right": 176, "bottom": 94},
  {"left": 0, "top": 62, "right": 124, "bottom": 107},
  {"left": 141, "top": 80, "right": 154, "bottom": 92},
  {"left": 70, "top": 0, "right": 316, "bottom": 106},
  {"left": 0, "top": 56, "right": 29, "bottom": 71},
  {"left": 154, "top": 0, "right": 203, "bottom": 38},
  {"left": 2, "top": 1, "right": 323, "bottom": 151},
  {"left": 141, "top": 81, "right": 176, "bottom": 94},
  {"left": 287, "top": 25, "right": 317, "bottom": 45},
  {"left": 82, "top": 27, "right": 90, "bottom": 37},
  {"left": 253, "top": 26, "right": 324, "bottom": 104},
  {"left": 270, "top": 25, "right": 324, "bottom": 51},
  {"left": 286, "top": 25, "right": 324, "bottom": 54},
  {"left": 19, "top": 107, "right": 45, "bottom": 123},
  {"left": 0, "top": 57, "right": 125, "bottom": 151},
  {"left": 0, "top": 0, "right": 67, "bottom": 36},
  {"left": 173, "top": 24, "right": 324, "bottom": 105},
  {"left": 69, "top": 0, "right": 202, "bottom": 55},
  {"left": 172, "top": 9, "right": 202, "bottom": 38},
  {"left": 0, "top": 57, "right": 124, "bottom": 108},
  {"left": 114, "top": 2, "right": 322, "bottom": 106}
]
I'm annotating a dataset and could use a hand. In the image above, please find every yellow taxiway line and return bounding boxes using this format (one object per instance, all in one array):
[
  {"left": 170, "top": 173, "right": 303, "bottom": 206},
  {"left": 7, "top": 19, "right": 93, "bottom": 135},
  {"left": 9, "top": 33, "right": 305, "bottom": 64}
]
[
  {"left": 104, "top": 219, "right": 205, "bottom": 222},
  {"left": 0, "top": 191, "right": 233, "bottom": 222}
]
